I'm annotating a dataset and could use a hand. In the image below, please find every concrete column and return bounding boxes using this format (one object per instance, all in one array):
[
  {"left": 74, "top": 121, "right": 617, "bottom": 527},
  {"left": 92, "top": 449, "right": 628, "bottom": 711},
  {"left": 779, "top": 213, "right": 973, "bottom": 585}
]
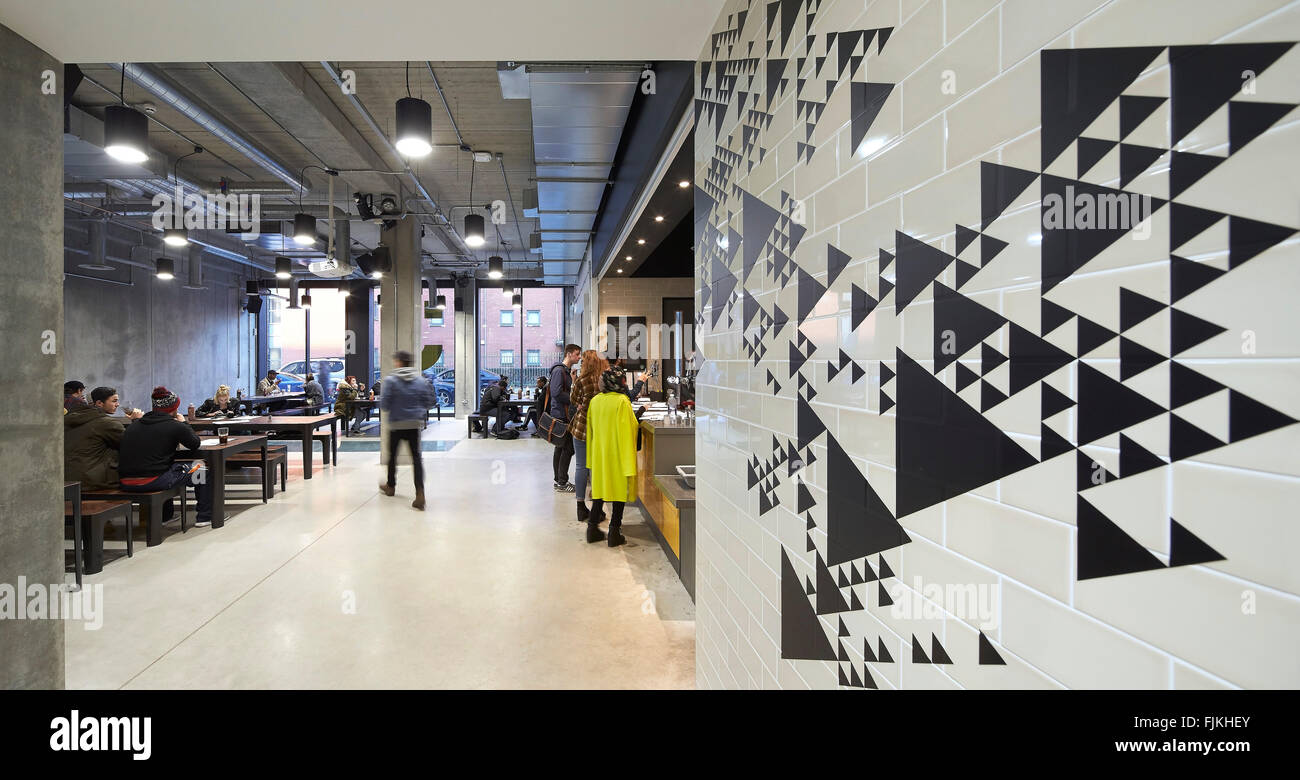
[
  {"left": 0, "top": 23, "right": 65, "bottom": 688},
  {"left": 343, "top": 280, "right": 373, "bottom": 387},
  {"left": 378, "top": 217, "right": 421, "bottom": 463},
  {"left": 454, "top": 275, "right": 478, "bottom": 417}
]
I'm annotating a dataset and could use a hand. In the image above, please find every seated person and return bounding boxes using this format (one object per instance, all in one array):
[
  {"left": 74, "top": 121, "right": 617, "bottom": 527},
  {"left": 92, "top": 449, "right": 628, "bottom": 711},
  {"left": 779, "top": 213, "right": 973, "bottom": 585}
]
[
  {"left": 64, "top": 386, "right": 142, "bottom": 491},
  {"left": 63, "top": 380, "right": 86, "bottom": 413},
  {"left": 523, "top": 376, "right": 548, "bottom": 429},
  {"left": 302, "top": 373, "right": 325, "bottom": 409},
  {"left": 475, "top": 376, "right": 511, "bottom": 435},
  {"left": 196, "top": 385, "right": 239, "bottom": 418},
  {"left": 370, "top": 380, "right": 382, "bottom": 399},
  {"left": 335, "top": 375, "right": 364, "bottom": 433},
  {"left": 257, "top": 370, "right": 280, "bottom": 396},
  {"left": 118, "top": 386, "right": 213, "bottom": 527}
]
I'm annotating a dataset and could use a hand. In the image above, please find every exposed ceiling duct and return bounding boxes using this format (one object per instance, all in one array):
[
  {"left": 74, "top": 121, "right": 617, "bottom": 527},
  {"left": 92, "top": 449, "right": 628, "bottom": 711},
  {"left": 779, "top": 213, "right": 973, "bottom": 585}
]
[
  {"left": 519, "top": 65, "right": 639, "bottom": 285},
  {"left": 108, "top": 62, "right": 309, "bottom": 196}
]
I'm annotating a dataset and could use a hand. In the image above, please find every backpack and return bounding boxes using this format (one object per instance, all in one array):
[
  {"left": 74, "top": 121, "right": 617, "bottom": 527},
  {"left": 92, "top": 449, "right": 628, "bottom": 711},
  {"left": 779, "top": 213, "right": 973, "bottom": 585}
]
[{"left": 495, "top": 428, "right": 520, "bottom": 440}]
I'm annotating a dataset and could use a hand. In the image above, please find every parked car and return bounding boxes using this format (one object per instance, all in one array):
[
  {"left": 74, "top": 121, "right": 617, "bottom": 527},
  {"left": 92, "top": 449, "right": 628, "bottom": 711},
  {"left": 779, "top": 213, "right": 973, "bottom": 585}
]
[
  {"left": 425, "top": 367, "right": 499, "bottom": 408},
  {"left": 278, "top": 358, "right": 346, "bottom": 379},
  {"left": 272, "top": 371, "right": 306, "bottom": 394}
]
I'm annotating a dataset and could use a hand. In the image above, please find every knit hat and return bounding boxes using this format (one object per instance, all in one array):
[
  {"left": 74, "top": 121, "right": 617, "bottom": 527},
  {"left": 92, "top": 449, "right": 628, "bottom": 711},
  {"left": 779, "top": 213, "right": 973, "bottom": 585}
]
[
  {"left": 151, "top": 386, "right": 180, "bottom": 414},
  {"left": 600, "top": 367, "right": 625, "bottom": 394}
]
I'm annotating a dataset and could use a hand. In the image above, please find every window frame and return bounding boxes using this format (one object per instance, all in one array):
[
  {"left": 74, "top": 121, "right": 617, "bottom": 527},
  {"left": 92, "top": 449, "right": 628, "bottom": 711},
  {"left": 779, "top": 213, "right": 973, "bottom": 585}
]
[
  {"left": 500, "top": 349, "right": 515, "bottom": 366},
  {"left": 500, "top": 309, "right": 514, "bottom": 327}
]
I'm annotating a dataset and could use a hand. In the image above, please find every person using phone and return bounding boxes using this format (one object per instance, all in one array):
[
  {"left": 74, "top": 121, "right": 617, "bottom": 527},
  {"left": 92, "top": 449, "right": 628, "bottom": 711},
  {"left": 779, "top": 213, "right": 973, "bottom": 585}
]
[{"left": 196, "top": 385, "right": 238, "bottom": 418}]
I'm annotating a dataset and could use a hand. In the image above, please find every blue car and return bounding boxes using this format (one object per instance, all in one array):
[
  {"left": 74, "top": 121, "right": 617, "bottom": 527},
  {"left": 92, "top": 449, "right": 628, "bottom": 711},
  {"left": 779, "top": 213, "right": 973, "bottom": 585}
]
[{"left": 425, "top": 368, "right": 500, "bottom": 408}]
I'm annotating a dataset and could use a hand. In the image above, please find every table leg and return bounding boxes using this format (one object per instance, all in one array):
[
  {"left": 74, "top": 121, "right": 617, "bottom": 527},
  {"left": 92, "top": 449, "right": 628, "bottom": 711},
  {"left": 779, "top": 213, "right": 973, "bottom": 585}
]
[
  {"left": 210, "top": 452, "right": 226, "bottom": 528},
  {"left": 71, "top": 487, "right": 83, "bottom": 590},
  {"left": 302, "top": 426, "right": 314, "bottom": 479},
  {"left": 260, "top": 442, "right": 269, "bottom": 502},
  {"left": 83, "top": 514, "right": 104, "bottom": 575}
]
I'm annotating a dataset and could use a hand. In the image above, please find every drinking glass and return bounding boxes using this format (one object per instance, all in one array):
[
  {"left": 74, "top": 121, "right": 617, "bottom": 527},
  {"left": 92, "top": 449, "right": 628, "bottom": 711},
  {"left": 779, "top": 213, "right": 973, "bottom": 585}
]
[{"left": 217, "top": 427, "right": 230, "bottom": 444}]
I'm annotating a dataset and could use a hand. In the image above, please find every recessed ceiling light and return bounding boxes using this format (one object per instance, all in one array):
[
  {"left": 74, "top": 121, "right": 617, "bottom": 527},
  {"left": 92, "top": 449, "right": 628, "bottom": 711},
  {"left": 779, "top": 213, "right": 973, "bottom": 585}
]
[
  {"left": 637, "top": 238, "right": 645, "bottom": 245},
  {"left": 625, "top": 255, "right": 632, "bottom": 261},
  {"left": 617, "top": 268, "right": 623, "bottom": 273},
  {"left": 654, "top": 215, "right": 664, "bottom": 222},
  {"left": 678, "top": 180, "right": 690, "bottom": 188}
]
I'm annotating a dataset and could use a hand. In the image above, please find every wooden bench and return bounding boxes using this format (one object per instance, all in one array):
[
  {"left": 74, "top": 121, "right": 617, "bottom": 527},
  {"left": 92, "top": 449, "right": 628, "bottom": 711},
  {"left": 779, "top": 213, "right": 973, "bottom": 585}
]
[
  {"left": 226, "top": 445, "right": 288, "bottom": 498},
  {"left": 82, "top": 483, "right": 186, "bottom": 548},
  {"left": 467, "top": 413, "right": 488, "bottom": 438},
  {"left": 267, "top": 430, "right": 335, "bottom": 464},
  {"left": 66, "top": 500, "right": 133, "bottom": 575}
]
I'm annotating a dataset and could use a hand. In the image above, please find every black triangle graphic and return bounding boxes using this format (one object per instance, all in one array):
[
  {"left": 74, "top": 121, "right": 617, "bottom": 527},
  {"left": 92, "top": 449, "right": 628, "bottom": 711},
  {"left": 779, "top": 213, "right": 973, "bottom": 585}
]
[
  {"left": 877, "top": 27, "right": 892, "bottom": 54},
  {"left": 827, "top": 243, "right": 851, "bottom": 286},
  {"left": 981, "top": 342, "right": 1009, "bottom": 374},
  {"left": 851, "top": 284, "right": 878, "bottom": 330},
  {"left": 879, "top": 248, "right": 894, "bottom": 272},
  {"left": 1229, "top": 214, "right": 1295, "bottom": 270},
  {"left": 1169, "top": 150, "right": 1226, "bottom": 198},
  {"left": 780, "top": 550, "right": 838, "bottom": 660},
  {"left": 790, "top": 339, "right": 808, "bottom": 376},
  {"left": 797, "top": 479, "right": 816, "bottom": 512},
  {"left": 1041, "top": 46, "right": 1163, "bottom": 168},
  {"left": 798, "top": 396, "right": 826, "bottom": 449},
  {"left": 1119, "top": 94, "right": 1167, "bottom": 139},
  {"left": 881, "top": 362, "right": 895, "bottom": 385},
  {"left": 849, "top": 663, "right": 862, "bottom": 687},
  {"left": 805, "top": 574, "right": 815, "bottom": 596},
  {"left": 1170, "top": 361, "right": 1226, "bottom": 409},
  {"left": 838, "top": 616, "right": 850, "bottom": 637},
  {"left": 1229, "top": 390, "right": 1296, "bottom": 444},
  {"left": 877, "top": 580, "right": 893, "bottom": 607},
  {"left": 1042, "top": 382, "right": 1076, "bottom": 419},
  {"left": 1169, "top": 42, "right": 1294, "bottom": 144},
  {"left": 981, "top": 380, "right": 1008, "bottom": 412},
  {"left": 911, "top": 635, "right": 931, "bottom": 664},
  {"left": 955, "top": 224, "right": 979, "bottom": 256},
  {"left": 798, "top": 266, "right": 828, "bottom": 324},
  {"left": 955, "top": 362, "right": 980, "bottom": 392},
  {"left": 1009, "top": 322, "right": 1074, "bottom": 394},
  {"left": 878, "top": 637, "right": 893, "bottom": 663},
  {"left": 1077, "top": 495, "right": 1167, "bottom": 580},
  {"left": 862, "top": 559, "right": 878, "bottom": 582},
  {"left": 896, "top": 351, "right": 1037, "bottom": 517},
  {"left": 1229, "top": 100, "right": 1297, "bottom": 154},
  {"left": 827, "top": 361, "right": 841, "bottom": 381},
  {"left": 1041, "top": 174, "right": 1167, "bottom": 291},
  {"left": 851, "top": 362, "right": 865, "bottom": 383},
  {"left": 978, "top": 632, "right": 1007, "bottom": 665},
  {"left": 934, "top": 282, "right": 1006, "bottom": 371},
  {"left": 1077, "top": 316, "right": 1118, "bottom": 356},
  {"left": 931, "top": 634, "right": 954, "bottom": 664},
  {"left": 956, "top": 260, "right": 981, "bottom": 288},
  {"left": 1119, "top": 143, "right": 1166, "bottom": 188},
  {"left": 849, "top": 588, "right": 864, "bottom": 611},
  {"left": 1170, "top": 412, "right": 1225, "bottom": 461},
  {"left": 862, "top": 665, "right": 878, "bottom": 689},
  {"left": 981, "top": 161, "right": 1039, "bottom": 229},
  {"left": 1077, "top": 136, "right": 1118, "bottom": 176},
  {"left": 1078, "top": 362, "right": 1166, "bottom": 445},
  {"left": 980, "top": 232, "right": 1009, "bottom": 267},
  {"left": 1170, "top": 202, "right": 1227, "bottom": 251},
  {"left": 1120, "top": 335, "right": 1167, "bottom": 380},
  {"left": 877, "top": 554, "right": 895, "bottom": 580},
  {"left": 838, "top": 665, "right": 851, "bottom": 687},
  {"left": 895, "top": 231, "right": 954, "bottom": 310},
  {"left": 1171, "top": 254, "right": 1226, "bottom": 302},
  {"left": 1078, "top": 448, "right": 1118, "bottom": 491},
  {"left": 1169, "top": 518, "right": 1227, "bottom": 567},
  {"left": 1120, "top": 433, "right": 1167, "bottom": 478},
  {"left": 1041, "top": 422, "right": 1074, "bottom": 460},
  {"left": 1119, "top": 287, "right": 1167, "bottom": 331},
  {"left": 1170, "top": 307, "right": 1227, "bottom": 355},
  {"left": 816, "top": 553, "right": 852, "bottom": 614},
  {"left": 825, "top": 434, "right": 908, "bottom": 565},
  {"left": 850, "top": 82, "right": 893, "bottom": 154},
  {"left": 863, "top": 635, "right": 876, "bottom": 662},
  {"left": 1042, "top": 298, "right": 1074, "bottom": 335}
]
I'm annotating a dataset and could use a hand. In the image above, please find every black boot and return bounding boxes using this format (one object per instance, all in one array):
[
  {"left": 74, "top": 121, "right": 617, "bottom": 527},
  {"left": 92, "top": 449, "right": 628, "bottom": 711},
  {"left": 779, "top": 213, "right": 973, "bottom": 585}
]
[
  {"left": 577, "top": 501, "right": 590, "bottom": 523},
  {"left": 586, "top": 516, "right": 606, "bottom": 543},
  {"left": 607, "top": 503, "right": 626, "bottom": 547}
]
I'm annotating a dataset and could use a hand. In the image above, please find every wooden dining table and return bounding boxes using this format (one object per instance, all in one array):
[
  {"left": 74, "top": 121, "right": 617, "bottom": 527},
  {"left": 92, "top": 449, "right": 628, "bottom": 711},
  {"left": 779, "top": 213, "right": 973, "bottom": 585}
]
[
  {"left": 189, "top": 414, "right": 337, "bottom": 479},
  {"left": 173, "top": 434, "right": 269, "bottom": 530}
]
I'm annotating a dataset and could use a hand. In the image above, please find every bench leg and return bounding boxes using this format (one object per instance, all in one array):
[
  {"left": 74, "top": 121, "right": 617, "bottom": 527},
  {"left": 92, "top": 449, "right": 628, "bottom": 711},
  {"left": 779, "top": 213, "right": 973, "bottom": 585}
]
[
  {"left": 82, "top": 514, "right": 105, "bottom": 575},
  {"left": 124, "top": 507, "right": 134, "bottom": 558},
  {"left": 280, "top": 460, "right": 287, "bottom": 492},
  {"left": 142, "top": 499, "right": 160, "bottom": 546}
]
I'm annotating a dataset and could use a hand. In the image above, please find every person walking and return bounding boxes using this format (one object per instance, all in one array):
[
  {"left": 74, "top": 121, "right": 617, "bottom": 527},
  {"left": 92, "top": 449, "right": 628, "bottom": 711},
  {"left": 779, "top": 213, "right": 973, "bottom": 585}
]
[
  {"left": 583, "top": 367, "right": 640, "bottom": 546},
  {"left": 567, "top": 350, "right": 607, "bottom": 526},
  {"left": 548, "top": 344, "right": 581, "bottom": 492},
  {"left": 378, "top": 350, "right": 436, "bottom": 510}
]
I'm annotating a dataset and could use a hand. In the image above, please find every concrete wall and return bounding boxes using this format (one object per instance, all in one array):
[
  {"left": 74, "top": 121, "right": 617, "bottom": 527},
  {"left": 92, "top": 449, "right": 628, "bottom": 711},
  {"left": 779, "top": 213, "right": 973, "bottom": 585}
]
[
  {"left": 63, "top": 254, "right": 255, "bottom": 412},
  {"left": 0, "top": 23, "right": 65, "bottom": 689},
  {"left": 694, "top": 0, "right": 1300, "bottom": 689}
]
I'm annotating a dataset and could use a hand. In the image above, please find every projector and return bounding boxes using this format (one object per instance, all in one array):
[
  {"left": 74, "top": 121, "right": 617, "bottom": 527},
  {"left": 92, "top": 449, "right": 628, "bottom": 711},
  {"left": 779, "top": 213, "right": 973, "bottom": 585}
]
[{"left": 308, "top": 254, "right": 356, "bottom": 278}]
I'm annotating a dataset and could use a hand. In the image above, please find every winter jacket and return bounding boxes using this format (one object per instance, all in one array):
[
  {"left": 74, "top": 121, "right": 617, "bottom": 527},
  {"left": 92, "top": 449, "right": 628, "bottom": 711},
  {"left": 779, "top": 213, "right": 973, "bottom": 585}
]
[
  {"left": 196, "top": 398, "right": 237, "bottom": 417},
  {"left": 118, "top": 411, "right": 201, "bottom": 478},
  {"left": 548, "top": 362, "right": 572, "bottom": 419},
  {"left": 64, "top": 405, "right": 127, "bottom": 491},
  {"left": 334, "top": 382, "right": 358, "bottom": 418},
  {"left": 257, "top": 377, "right": 280, "bottom": 396},
  {"left": 567, "top": 372, "right": 602, "bottom": 442},
  {"left": 380, "top": 367, "right": 436, "bottom": 429},
  {"left": 585, "top": 391, "right": 639, "bottom": 503},
  {"left": 478, "top": 384, "right": 506, "bottom": 414},
  {"left": 303, "top": 380, "right": 325, "bottom": 407}
]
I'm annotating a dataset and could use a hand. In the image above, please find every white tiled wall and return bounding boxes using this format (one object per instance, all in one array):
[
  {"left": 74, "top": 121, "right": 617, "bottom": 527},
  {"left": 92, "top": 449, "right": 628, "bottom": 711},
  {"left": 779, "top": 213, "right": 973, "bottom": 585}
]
[{"left": 694, "top": 0, "right": 1300, "bottom": 689}]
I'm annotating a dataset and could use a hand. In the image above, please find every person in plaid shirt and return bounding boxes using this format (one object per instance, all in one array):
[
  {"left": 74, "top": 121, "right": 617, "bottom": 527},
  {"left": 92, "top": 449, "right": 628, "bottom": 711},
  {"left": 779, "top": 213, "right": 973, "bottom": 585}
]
[{"left": 567, "top": 349, "right": 608, "bottom": 524}]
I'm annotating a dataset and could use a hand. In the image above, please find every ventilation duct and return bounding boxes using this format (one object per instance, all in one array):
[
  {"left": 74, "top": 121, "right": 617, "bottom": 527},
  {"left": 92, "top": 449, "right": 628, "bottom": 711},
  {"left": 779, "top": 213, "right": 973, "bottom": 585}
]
[
  {"left": 184, "top": 244, "right": 206, "bottom": 290},
  {"left": 78, "top": 220, "right": 113, "bottom": 271}
]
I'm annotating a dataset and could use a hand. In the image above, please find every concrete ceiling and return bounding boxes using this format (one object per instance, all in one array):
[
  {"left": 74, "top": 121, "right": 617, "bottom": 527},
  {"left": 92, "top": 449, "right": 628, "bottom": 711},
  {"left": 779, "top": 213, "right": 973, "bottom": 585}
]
[{"left": 0, "top": 0, "right": 725, "bottom": 62}]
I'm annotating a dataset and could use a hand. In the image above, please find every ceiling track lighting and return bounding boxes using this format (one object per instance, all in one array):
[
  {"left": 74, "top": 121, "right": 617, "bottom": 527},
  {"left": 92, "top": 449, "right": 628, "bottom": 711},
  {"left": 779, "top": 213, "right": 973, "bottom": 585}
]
[
  {"left": 487, "top": 255, "right": 503, "bottom": 279},
  {"left": 155, "top": 257, "right": 174, "bottom": 280},
  {"left": 275, "top": 256, "right": 292, "bottom": 279}
]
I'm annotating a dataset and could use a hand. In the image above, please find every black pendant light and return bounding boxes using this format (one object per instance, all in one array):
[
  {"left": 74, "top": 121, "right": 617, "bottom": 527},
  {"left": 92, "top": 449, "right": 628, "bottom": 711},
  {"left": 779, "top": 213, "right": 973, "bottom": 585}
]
[
  {"left": 155, "top": 257, "right": 174, "bottom": 280},
  {"left": 434, "top": 293, "right": 447, "bottom": 309},
  {"left": 502, "top": 283, "right": 512, "bottom": 296},
  {"left": 301, "top": 293, "right": 312, "bottom": 309},
  {"left": 293, "top": 212, "right": 316, "bottom": 246},
  {"left": 487, "top": 255, "right": 503, "bottom": 279},
  {"left": 163, "top": 227, "right": 188, "bottom": 247},
  {"left": 395, "top": 63, "right": 433, "bottom": 157},
  {"left": 161, "top": 145, "right": 202, "bottom": 247},
  {"left": 464, "top": 157, "right": 485, "bottom": 247},
  {"left": 511, "top": 292, "right": 522, "bottom": 309},
  {"left": 275, "top": 257, "right": 292, "bottom": 279},
  {"left": 104, "top": 68, "right": 148, "bottom": 163}
]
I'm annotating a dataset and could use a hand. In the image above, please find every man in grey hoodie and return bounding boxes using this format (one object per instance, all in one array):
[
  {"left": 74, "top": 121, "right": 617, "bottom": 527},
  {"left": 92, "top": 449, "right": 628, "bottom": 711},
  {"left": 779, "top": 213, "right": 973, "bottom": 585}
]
[{"left": 378, "top": 350, "right": 436, "bottom": 509}]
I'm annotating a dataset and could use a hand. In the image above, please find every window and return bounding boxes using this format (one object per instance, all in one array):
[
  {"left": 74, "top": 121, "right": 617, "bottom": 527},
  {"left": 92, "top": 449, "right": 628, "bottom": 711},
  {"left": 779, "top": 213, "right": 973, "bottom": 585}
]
[
  {"left": 500, "top": 350, "right": 514, "bottom": 365},
  {"left": 527, "top": 349, "right": 541, "bottom": 366},
  {"left": 526, "top": 309, "right": 541, "bottom": 327},
  {"left": 430, "top": 313, "right": 444, "bottom": 326},
  {"left": 500, "top": 309, "right": 514, "bottom": 327}
]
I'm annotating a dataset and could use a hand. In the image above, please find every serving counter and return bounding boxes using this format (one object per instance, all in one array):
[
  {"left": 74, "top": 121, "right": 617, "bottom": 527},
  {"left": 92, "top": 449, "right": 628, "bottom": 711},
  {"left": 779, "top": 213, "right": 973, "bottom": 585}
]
[{"left": 635, "top": 417, "right": 696, "bottom": 600}]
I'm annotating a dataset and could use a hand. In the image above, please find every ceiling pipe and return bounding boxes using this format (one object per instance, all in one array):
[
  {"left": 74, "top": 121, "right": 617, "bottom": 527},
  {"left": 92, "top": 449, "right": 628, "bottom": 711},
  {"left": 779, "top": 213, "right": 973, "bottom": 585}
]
[
  {"left": 108, "top": 63, "right": 308, "bottom": 196},
  {"left": 318, "top": 61, "right": 473, "bottom": 259},
  {"left": 424, "top": 62, "right": 466, "bottom": 149}
]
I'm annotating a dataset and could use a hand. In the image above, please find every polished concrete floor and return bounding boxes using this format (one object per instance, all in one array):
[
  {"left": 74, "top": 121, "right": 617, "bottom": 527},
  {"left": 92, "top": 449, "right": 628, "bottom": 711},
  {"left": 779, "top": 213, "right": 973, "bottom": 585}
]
[{"left": 65, "top": 420, "right": 695, "bottom": 689}]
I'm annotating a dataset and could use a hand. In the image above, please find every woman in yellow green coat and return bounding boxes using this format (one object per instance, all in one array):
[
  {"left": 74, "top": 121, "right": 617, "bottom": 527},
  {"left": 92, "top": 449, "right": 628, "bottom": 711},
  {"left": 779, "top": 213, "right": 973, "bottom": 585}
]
[{"left": 584, "top": 367, "right": 640, "bottom": 546}]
